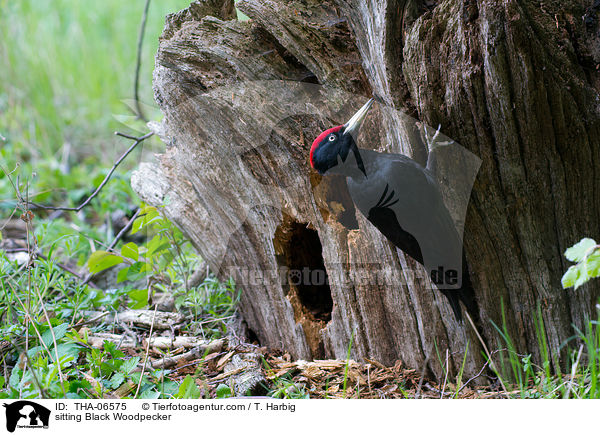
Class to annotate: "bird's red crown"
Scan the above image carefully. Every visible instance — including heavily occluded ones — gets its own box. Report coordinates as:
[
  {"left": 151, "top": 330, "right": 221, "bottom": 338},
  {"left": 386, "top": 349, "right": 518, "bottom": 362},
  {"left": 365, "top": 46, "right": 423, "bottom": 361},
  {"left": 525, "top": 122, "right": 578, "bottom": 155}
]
[{"left": 309, "top": 125, "right": 343, "bottom": 169}]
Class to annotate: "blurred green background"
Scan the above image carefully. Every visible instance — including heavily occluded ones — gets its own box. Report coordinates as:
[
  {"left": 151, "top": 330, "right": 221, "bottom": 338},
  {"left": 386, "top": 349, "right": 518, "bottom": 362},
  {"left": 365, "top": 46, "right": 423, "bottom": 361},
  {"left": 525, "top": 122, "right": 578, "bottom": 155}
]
[{"left": 0, "top": 0, "right": 192, "bottom": 207}]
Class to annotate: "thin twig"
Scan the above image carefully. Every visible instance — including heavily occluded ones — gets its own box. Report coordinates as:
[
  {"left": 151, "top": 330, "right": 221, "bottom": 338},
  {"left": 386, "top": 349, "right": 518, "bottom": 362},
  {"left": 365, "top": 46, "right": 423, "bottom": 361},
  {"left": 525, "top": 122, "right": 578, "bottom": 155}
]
[
  {"left": 457, "top": 348, "right": 509, "bottom": 394},
  {"left": 134, "top": 304, "right": 158, "bottom": 398},
  {"left": 72, "top": 311, "right": 110, "bottom": 327},
  {"left": 414, "top": 355, "right": 430, "bottom": 399},
  {"left": 33, "top": 281, "right": 68, "bottom": 391},
  {"left": 6, "top": 281, "right": 63, "bottom": 386},
  {"left": 465, "top": 311, "right": 509, "bottom": 396},
  {"left": 440, "top": 349, "right": 449, "bottom": 398},
  {"left": 21, "top": 178, "right": 68, "bottom": 396},
  {"left": 27, "top": 132, "right": 153, "bottom": 212},
  {"left": 8, "top": 341, "right": 47, "bottom": 399},
  {"left": 107, "top": 208, "right": 142, "bottom": 252},
  {"left": 134, "top": 0, "right": 151, "bottom": 121},
  {"left": 565, "top": 344, "right": 584, "bottom": 399}
]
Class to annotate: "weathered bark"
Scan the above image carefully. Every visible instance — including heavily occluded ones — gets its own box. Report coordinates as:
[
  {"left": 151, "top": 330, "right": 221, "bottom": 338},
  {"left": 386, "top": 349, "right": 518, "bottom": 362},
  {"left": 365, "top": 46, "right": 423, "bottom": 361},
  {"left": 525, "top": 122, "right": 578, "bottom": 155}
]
[{"left": 132, "top": 0, "right": 600, "bottom": 380}]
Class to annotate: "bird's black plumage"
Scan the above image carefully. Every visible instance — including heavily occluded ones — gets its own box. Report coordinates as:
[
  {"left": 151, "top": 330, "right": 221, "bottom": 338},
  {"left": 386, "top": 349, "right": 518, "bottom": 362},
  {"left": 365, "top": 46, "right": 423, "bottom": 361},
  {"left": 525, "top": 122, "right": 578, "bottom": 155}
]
[
  {"left": 310, "top": 100, "right": 478, "bottom": 322},
  {"left": 366, "top": 184, "right": 424, "bottom": 265}
]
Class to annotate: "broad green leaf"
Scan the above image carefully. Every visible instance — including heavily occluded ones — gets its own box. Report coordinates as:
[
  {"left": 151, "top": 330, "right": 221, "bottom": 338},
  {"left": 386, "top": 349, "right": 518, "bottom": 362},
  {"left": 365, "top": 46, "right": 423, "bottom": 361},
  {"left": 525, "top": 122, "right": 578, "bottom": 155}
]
[
  {"left": 146, "top": 235, "right": 170, "bottom": 257},
  {"left": 216, "top": 384, "right": 232, "bottom": 398},
  {"left": 561, "top": 265, "right": 580, "bottom": 289},
  {"left": 177, "top": 375, "right": 202, "bottom": 399},
  {"left": 103, "top": 341, "right": 125, "bottom": 358},
  {"left": 121, "top": 242, "right": 139, "bottom": 261},
  {"left": 52, "top": 323, "right": 69, "bottom": 342},
  {"left": 564, "top": 263, "right": 592, "bottom": 290},
  {"left": 139, "top": 389, "right": 161, "bottom": 400},
  {"left": 565, "top": 238, "right": 597, "bottom": 263},
  {"left": 88, "top": 250, "right": 123, "bottom": 274},
  {"left": 574, "top": 268, "right": 591, "bottom": 289},
  {"left": 109, "top": 372, "right": 125, "bottom": 389},
  {"left": 149, "top": 241, "right": 171, "bottom": 257},
  {"left": 117, "top": 266, "right": 130, "bottom": 283},
  {"left": 55, "top": 343, "right": 81, "bottom": 363},
  {"left": 131, "top": 215, "right": 144, "bottom": 234},
  {"left": 40, "top": 323, "right": 70, "bottom": 349},
  {"left": 160, "top": 380, "right": 180, "bottom": 397},
  {"left": 9, "top": 367, "right": 21, "bottom": 388},
  {"left": 132, "top": 206, "right": 161, "bottom": 234},
  {"left": 585, "top": 250, "right": 600, "bottom": 278},
  {"left": 125, "top": 262, "right": 152, "bottom": 281},
  {"left": 69, "top": 380, "right": 92, "bottom": 394},
  {"left": 0, "top": 375, "right": 4, "bottom": 389},
  {"left": 101, "top": 360, "right": 121, "bottom": 375},
  {"left": 120, "top": 357, "right": 140, "bottom": 375},
  {"left": 128, "top": 289, "right": 148, "bottom": 309}
]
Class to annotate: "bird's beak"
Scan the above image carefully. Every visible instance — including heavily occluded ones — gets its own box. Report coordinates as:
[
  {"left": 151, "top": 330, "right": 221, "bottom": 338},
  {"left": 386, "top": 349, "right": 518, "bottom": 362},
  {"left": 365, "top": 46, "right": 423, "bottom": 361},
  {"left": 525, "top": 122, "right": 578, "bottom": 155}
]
[{"left": 343, "top": 98, "right": 374, "bottom": 138}]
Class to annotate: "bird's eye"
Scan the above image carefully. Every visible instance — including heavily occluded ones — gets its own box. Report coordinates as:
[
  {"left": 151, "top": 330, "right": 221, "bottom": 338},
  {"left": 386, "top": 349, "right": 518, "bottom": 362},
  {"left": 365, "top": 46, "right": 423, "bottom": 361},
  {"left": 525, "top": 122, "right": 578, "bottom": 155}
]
[{"left": 328, "top": 135, "right": 336, "bottom": 141}]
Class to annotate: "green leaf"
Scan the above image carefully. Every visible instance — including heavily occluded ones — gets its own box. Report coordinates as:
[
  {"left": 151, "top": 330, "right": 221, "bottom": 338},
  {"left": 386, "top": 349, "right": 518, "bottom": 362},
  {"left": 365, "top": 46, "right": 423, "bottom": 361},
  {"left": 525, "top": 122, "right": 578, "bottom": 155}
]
[
  {"left": 216, "top": 384, "right": 232, "bottom": 399},
  {"left": 9, "top": 367, "right": 21, "bottom": 388},
  {"left": 69, "top": 379, "right": 92, "bottom": 394},
  {"left": 103, "top": 341, "right": 125, "bottom": 358},
  {"left": 132, "top": 206, "right": 160, "bottom": 234},
  {"left": 88, "top": 250, "right": 123, "bottom": 274},
  {"left": 109, "top": 372, "right": 125, "bottom": 389},
  {"left": 124, "top": 262, "right": 152, "bottom": 281},
  {"left": 0, "top": 375, "right": 4, "bottom": 389},
  {"left": 116, "top": 266, "right": 130, "bottom": 283},
  {"left": 120, "top": 357, "right": 140, "bottom": 375},
  {"left": 139, "top": 389, "right": 161, "bottom": 399},
  {"left": 585, "top": 250, "right": 600, "bottom": 278},
  {"left": 146, "top": 235, "right": 170, "bottom": 257},
  {"left": 55, "top": 343, "right": 81, "bottom": 363},
  {"left": 575, "top": 269, "right": 591, "bottom": 290},
  {"left": 159, "top": 379, "right": 180, "bottom": 397},
  {"left": 177, "top": 375, "right": 202, "bottom": 399},
  {"left": 128, "top": 289, "right": 148, "bottom": 309},
  {"left": 563, "top": 263, "right": 592, "bottom": 290},
  {"left": 51, "top": 323, "right": 69, "bottom": 342},
  {"left": 565, "top": 238, "right": 597, "bottom": 263},
  {"left": 121, "top": 242, "right": 139, "bottom": 261},
  {"left": 562, "top": 265, "right": 580, "bottom": 289}
]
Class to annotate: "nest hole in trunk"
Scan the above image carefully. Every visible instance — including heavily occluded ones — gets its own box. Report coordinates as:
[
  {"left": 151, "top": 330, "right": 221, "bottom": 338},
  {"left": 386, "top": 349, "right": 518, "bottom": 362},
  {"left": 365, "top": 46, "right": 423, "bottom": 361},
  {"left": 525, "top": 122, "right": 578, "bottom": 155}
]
[{"left": 273, "top": 215, "right": 333, "bottom": 358}]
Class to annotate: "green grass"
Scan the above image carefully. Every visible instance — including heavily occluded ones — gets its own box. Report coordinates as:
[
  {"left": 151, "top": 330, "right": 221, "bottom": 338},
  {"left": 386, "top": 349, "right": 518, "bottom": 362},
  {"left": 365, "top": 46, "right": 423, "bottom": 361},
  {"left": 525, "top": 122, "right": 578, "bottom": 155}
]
[
  {"left": 487, "top": 301, "right": 600, "bottom": 399},
  {"left": 0, "top": 0, "right": 191, "bottom": 156},
  {"left": 0, "top": 0, "right": 243, "bottom": 400},
  {"left": 0, "top": 0, "right": 191, "bottom": 209},
  {"left": 2, "top": 0, "right": 600, "bottom": 401},
  {"left": 0, "top": 215, "right": 239, "bottom": 398}
]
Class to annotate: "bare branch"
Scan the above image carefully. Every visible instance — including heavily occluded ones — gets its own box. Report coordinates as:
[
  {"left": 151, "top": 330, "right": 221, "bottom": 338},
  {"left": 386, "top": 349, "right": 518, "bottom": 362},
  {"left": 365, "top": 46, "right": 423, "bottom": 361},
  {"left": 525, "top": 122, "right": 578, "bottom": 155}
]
[
  {"left": 28, "top": 132, "right": 153, "bottom": 212},
  {"left": 134, "top": 0, "right": 151, "bottom": 121}
]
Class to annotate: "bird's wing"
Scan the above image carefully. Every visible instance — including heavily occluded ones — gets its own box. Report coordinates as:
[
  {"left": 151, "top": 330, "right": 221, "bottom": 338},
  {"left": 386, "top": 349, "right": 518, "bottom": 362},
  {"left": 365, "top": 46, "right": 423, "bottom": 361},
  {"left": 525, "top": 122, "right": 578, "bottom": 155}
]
[
  {"left": 351, "top": 153, "right": 464, "bottom": 278},
  {"left": 366, "top": 183, "right": 424, "bottom": 264}
]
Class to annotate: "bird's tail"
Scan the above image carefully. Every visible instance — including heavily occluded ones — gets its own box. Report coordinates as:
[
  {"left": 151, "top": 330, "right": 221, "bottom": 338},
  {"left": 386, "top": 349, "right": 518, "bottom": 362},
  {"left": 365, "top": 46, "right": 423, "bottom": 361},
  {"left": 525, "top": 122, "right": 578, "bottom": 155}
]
[
  {"left": 440, "top": 262, "right": 480, "bottom": 324},
  {"left": 440, "top": 288, "right": 464, "bottom": 322}
]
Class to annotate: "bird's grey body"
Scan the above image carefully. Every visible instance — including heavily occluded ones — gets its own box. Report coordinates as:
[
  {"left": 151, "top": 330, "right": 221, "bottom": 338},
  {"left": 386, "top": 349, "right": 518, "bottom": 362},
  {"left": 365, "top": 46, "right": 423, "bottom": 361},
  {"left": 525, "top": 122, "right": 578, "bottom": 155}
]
[
  {"left": 310, "top": 99, "right": 477, "bottom": 321},
  {"left": 344, "top": 148, "right": 464, "bottom": 291}
]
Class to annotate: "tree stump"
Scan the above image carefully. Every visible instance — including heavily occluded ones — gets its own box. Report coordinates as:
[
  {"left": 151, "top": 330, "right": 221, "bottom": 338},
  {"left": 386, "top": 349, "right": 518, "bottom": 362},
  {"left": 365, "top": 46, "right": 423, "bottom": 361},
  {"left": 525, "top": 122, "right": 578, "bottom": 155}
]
[{"left": 132, "top": 0, "right": 600, "bottom": 380}]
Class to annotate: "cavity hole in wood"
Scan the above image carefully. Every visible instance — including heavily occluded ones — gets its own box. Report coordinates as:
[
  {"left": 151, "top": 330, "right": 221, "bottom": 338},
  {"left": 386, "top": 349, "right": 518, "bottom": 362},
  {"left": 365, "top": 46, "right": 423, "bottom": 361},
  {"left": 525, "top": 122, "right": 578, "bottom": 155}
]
[{"left": 274, "top": 217, "right": 333, "bottom": 323}]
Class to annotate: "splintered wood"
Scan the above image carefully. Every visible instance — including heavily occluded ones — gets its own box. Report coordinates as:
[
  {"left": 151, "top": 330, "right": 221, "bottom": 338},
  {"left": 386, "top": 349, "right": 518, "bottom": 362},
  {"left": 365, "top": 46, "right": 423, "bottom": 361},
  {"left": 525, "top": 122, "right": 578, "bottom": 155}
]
[{"left": 264, "top": 356, "right": 415, "bottom": 399}]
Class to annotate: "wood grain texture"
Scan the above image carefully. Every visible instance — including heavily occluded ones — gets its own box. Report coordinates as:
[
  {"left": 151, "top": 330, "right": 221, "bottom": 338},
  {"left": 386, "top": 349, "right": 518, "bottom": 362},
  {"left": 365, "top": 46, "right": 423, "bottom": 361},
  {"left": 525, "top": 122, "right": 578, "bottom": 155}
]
[{"left": 132, "top": 0, "right": 600, "bottom": 380}]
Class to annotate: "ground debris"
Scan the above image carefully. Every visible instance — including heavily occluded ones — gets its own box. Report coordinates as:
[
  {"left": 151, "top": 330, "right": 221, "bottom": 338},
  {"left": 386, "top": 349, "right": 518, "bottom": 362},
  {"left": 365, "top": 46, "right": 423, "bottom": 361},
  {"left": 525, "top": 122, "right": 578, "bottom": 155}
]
[{"left": 76, "top": 313, "right": 498, "bottom": 399}]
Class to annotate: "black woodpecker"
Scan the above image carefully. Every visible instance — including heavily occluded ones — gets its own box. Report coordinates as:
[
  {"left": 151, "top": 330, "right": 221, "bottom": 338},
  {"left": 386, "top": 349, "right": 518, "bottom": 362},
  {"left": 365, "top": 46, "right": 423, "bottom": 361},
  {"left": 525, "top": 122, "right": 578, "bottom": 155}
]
[{"left": 310, "top": 99, "right": 477, "bottom": 322}]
